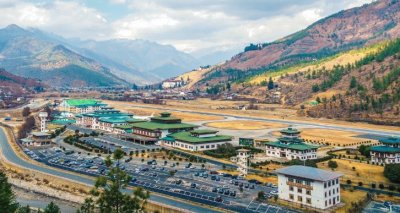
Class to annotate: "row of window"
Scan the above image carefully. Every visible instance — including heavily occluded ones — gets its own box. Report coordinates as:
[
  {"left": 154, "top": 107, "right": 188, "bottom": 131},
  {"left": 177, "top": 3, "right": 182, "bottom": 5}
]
[
  {"left": 324, "top": 179, "right": 339, "bottom": 188},
  {"left": 289, "top": 186, "right": 311, "bottom": 195},
  {"left": 289, "top": 194, "right": 312, "bottom": 204},
  {"left": 325, "top": 187, "right": 339, "bottom": 197},
  {"left": 288, "top": 178, "right": 312, "bottom": 186},
  {"left": 266, "top": 147, "right": 316, "bottom": 154},
  {"left": 325, "top": 196, "right": 340, "bottom": 207}
]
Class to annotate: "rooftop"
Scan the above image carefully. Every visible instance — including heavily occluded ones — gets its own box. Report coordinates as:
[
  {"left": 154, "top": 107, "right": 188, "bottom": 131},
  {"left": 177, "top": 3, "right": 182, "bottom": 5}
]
[
  {"left": 379, "top": 137, "right": 400, "bottom": 145},
  {"left": 32, "top": 132, "right": 51, "bottom": 137},
  {"left": 371, "top": 146, "right": 400, "bottom": 153},
  {"left": 275, "top": 165, "right": 342, "bottom": 181},
  {"left": 99, "top": 116, "right": 134, "bottom": 124},
  {"left": 65, "top": 99, "right": 104, "bottom": 107},
  {"left": 190, "top": 129, "right": 219, "bottom": 135},
  {"left": 280, "top": 127, "right": 301, "bottom": 135},
  {"left": 266, "top": 141, "right": 318, "bottom": 151},
  {"left": 170, "top": 131, "right": 232, "bottom": 144},
  {"left": 130, "top": 121, "right": 197, "bottom": 131}
]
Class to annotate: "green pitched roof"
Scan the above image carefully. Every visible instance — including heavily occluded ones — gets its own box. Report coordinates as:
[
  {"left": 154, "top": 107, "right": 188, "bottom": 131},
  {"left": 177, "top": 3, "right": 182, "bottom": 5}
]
[
  {"left": 161, "top": 136, "right": 175, "bottom": 142},
  {"left": 280, "top": 127, "right": 300, "bottom": 135},
  {"left": 51, "top": 119, "right": 76, "bottom": 125},
  {"left": 266, "top": 141, "right": 318, "bottom": 151},
  {"left": 130, "top": 121, "right": 197, "bottom": 131},
  {"left": 66, "top": 99, "right": 104, "bottom": 107},
  {"left": 379, "top": 137, "right": 400, "bottom": 145},
  {"left": 99, "top": 116, "right": 133, "bottom": 124},
  {"left": 371, "top": 146, "right": 400, "bottom": 153},
  {"left": 169, "top": 131, "right": 232, "bottom": 144},
  {"left": 190, "top": 129, "right": 218, "bottom": 134}
]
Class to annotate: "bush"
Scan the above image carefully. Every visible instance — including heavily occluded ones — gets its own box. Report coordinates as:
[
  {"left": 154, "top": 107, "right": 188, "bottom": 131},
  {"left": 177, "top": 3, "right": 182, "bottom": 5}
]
[
  {"left": 379, "top": 183, "right": 385, "bottom": 190},
  {"left": 328, "top": 160, "right": 338, "bottom": 170},
  {"left": 346, "top": 180, "right": 352, "bottom": 185},
  {"left": 358, "top": 182, "right": 363, "bottom": 187},
  {"left": 371, "top": 183, "right": 376, "bottom": 189},
  {"left": 384, "top": 164, "right": 400, "bottom": 183}
]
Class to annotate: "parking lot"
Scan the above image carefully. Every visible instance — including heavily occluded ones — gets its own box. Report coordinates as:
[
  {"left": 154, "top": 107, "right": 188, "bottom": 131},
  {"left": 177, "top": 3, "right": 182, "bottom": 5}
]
[{"left": 24, "top": 145, "right": 297, "bottom": 213}]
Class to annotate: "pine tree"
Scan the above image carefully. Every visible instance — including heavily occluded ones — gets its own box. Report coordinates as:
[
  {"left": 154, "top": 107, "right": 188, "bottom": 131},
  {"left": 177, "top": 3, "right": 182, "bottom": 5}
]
[
  {"left": 267, "top": 77, "right": 274, "bottom": 90},
  {"left": 0, "top": 171, "right": 19, "bottom": 213}
]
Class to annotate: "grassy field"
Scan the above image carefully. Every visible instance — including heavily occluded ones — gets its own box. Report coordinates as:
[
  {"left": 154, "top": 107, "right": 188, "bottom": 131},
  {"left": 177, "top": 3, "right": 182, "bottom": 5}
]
[
  {"left": 204, "top": 120, "right": 287, "bottom": 130},
  {"left": 317, "top": 159, "right": 393, "bottom": 186},
  {"left": 174, "top": 67, "right": 213, "bottom": 89}
]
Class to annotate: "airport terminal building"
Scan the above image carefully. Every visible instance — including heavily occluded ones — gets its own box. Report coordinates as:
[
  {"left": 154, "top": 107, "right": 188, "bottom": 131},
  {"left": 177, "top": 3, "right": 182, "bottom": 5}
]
[
  {"left": 371, "top": 137, "right": 400, "bottom": 164},
  {"left": 266, "top": 128, "right": 318, "bottom": 160},
  {"left": 160, "top": 129, "right": 233, "bottom": 151}
]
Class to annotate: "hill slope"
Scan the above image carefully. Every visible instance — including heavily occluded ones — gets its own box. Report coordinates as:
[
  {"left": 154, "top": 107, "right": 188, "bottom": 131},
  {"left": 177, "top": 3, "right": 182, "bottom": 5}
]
[
  {"left": 191, "top": 0, "right": 400, "bottom": 87},
  {"left": 0, "top": 25, "right": 128, "bottom": 87},
  {"left": 74, "top": 39, "right": 201, "bottom": 82},
  {"left": 0, "top": 68, "right": 43, "bottom": 96},
  {"left": 276, "top": 39, "right": 400, "bottom": 125}
]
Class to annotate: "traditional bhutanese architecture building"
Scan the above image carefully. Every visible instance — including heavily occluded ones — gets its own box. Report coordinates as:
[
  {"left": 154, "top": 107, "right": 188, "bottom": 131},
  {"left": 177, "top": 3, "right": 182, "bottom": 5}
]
[
  {"left": 76, "top": 108, "right": 135, "bottom": 132},
  {"left": 129, "top": 112, "right": 198, "bottom": 139},
  {"left": 159, "top": 129, "right": 233, "bottom": 151},
  {"left": 266, "top": 128, "right": 318, "bottom": 160},
  {"left": 370, "top": 137, "right": 400, "bottom": 164},
  {"left": 275, "top": 166, "right": 342, "bottom": 210},
  {"left": 20, "top": 132, "right": 52, "bottom": 147},
  {"left": 60, "top": 99, "right": 107, "bottom": 114}
]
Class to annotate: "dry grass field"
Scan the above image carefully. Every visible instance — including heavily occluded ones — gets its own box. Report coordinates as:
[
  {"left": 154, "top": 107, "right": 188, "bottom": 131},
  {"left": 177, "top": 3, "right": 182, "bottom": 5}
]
[
  {"left": 271, "top": 128, "right": 376, "bottom": 146},
  {"left": 317, "top": 159, "right": 393, "bottom": 186},
  {"left": 300, "top": 129, "right": 377, "bottom": 146},
  {"left": 337, "top": 189, "right": 368, "bottom": 213},
  {"left": 103, "top": 99, "right": 400, "bottom": 132},
  {"left": 204, "top": 120, "right": 287, "bottom": 130},
  {"left": 104, "top": 101, "right": 224, "bottom": 122}
]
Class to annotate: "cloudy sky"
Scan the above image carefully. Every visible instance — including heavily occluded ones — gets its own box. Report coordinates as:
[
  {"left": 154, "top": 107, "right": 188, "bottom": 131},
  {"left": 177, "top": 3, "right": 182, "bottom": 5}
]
[{"left": 0, "top": 0, "right": 374, "bottom": 53}]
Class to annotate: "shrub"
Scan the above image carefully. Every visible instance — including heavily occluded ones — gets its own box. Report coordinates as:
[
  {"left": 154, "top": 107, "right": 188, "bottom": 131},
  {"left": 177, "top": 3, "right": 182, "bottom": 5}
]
[{"left": 384, "top": 164, "right": 400, "bottom": 183}]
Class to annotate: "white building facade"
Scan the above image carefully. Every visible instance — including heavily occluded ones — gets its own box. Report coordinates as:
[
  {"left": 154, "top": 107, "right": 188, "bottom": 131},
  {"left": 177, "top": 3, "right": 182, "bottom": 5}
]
[
  {"left": 370, "top": 137, "right": 400, "bottom": 164},
  {"left": 276, "top": 166, "right": 342, "bottom": 210},
  {"left": 266, "top": 128, "right": 318, "bottom": 160}
]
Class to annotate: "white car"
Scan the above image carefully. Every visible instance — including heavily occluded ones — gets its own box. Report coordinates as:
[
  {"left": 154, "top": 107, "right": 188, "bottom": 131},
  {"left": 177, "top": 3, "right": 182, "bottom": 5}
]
[{"left": 270, "top": 190, "right": 278, "bottom": 195}]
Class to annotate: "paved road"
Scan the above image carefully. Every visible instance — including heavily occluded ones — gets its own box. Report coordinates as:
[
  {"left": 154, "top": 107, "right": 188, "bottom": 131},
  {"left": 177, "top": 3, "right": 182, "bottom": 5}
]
[
  {"left": 0, "top": 128, "right": 220, "bottom": 213},
  {"left": 128, "top": 105, "right": 400, "bottom": 137}
]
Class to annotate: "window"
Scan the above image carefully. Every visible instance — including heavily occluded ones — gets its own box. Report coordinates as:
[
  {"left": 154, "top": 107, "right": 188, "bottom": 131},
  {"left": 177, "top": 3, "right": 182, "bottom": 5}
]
[
  {"left": 289, "top": 186, "right": 294, "bottom": 191},
  {"left": 324, "top": 182, "right": 327, "bottom": 188},
  {"left": 325, "top": 192, "right": 327, "bottom": 198},
  {"left": 325, "top": 201, "right": 327, "bottom": 207},
  {"left": 306, "top": 198, "right": 311, "bottom": 204},
  {"left": 297, "top": 188, "right": 302, "bottom": 193},
  {"left": 296, "top": 179, "right": 302, "bottom": 184},
  {"left": 288, "top": 178, "right": 294, "bottom": 182},
  {"left": 305, "top": 180, "right": 311, "bottom": 186},
  {"left": 297, "top": 196, "right": 303, "bottom": 202},
  {"left": 289, "top": 194, "right": 294, "bottom": 200},
  {"left": 336, "top": 179, "right": 339, "bottom": 184},
  {"left": 328, "top": 181, "right": 331, "bottom": 187},
  {"left": 306, "top": 190, "right": 311, "bottom": 195},
  {"left": 337, "top": 196, "right": 340, "bottom": 202}
]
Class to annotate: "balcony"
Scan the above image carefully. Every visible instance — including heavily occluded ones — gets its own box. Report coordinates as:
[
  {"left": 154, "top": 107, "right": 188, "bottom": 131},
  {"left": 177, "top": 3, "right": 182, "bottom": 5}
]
[{"left": 287, "top": 181, "right": 313, "bottom": 190}]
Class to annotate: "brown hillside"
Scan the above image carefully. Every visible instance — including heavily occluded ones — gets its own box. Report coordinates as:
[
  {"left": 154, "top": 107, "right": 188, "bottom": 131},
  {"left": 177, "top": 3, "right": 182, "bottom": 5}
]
[{"left": 197, "top": 0, "right": 400, "bottom": 87}]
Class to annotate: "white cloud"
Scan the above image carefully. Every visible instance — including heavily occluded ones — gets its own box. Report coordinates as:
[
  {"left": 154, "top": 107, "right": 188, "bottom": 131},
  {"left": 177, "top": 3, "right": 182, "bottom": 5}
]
[{"left": 0, "top": 0, "right": 375, "bottom": 53}]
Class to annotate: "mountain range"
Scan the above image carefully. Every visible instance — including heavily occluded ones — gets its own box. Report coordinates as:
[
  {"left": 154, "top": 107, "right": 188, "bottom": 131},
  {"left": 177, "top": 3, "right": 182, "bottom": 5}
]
[{"left": 0, "top": 25, "right": 203, "bottom": 87}]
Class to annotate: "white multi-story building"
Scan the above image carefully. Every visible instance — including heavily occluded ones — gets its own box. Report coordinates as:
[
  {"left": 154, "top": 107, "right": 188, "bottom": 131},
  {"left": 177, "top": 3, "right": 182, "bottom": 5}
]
[
  {"left": 266, "top": 128, "right": 318, "bottom": 160},
  {"left": 275, "top": 166, "right": 342, "bottom": 210},
  {"left": 160, "top": 129, "right": 233, "bottom": 151},
  {"left": 371, "top": 137, "right": 400, "bottom": 164},
  {"left": 236, "top": 149, "right": 250, "bottom": 176}
]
